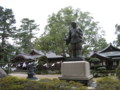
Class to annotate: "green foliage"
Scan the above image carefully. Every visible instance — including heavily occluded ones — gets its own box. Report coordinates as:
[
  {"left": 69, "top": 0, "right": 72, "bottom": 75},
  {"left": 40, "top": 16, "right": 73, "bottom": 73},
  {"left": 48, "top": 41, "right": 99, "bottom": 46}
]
[
  {"left": 36, "top": 56, "right": 48, "bottom": 74},
  {"left": 34, "top": 6, "right": 107, "bottom": 56},
  {"left": 96, "top": 77, "right": 120, "bottom": 90},
  {"left": 0, "top": 76, "right": 88, "bottom": 90},
  {"left": 113, "top": 24, "right": 120, "bottom": 46},
  {"left": 39, "top": 78, "right": 88, "bottom": 90},
  {"left": 96, "top": 70, "right": 115, "bottom": 73},
  {"left": 116, "top": 64, "right": 120, "bottom": 79},
  {"left": 0, "top": 44, "right": 16, "bottom": 66},
  {"left": 92, "top": 70, "right": 115, "bottom": 77},
  {"left": 0, "top": 6, "right": 16, "bottom": 47},
  {"left": 37, "top": 56, "right": 48, "bottom": 65},
  {"left": 15, "top": 18, "right": 39, "bottom": 53},
  {"left": 0, "top": 76, "right": 26, "bottom": 90},
  {"left": 0, "top": 6, "right": 16, "bottom": 65},
  {"left": 93, "top": 38, "right": 108, "bottom": 52},
  {"left": 86, "top": 57, "right": 100, "bottom": 66},
  {"left": 89, "top": 58, "right": 100, "bottom": 63}
]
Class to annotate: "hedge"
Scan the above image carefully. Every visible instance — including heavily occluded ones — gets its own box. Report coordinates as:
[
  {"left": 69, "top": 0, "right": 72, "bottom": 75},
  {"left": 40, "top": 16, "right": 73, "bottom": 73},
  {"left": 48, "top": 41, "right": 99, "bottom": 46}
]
[
  {"left": 96, "top": 77, "right": 120, "bottom": 90},
  {"left": 0, "top": 76, "right": 88, "bottom": 90}
]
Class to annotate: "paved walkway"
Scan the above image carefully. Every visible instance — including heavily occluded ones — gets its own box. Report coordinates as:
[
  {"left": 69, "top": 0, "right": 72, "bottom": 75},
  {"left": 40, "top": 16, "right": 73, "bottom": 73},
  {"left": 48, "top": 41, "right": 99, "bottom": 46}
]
[{"left": 9, "top": 72, "right": 62, "bottom": 79}]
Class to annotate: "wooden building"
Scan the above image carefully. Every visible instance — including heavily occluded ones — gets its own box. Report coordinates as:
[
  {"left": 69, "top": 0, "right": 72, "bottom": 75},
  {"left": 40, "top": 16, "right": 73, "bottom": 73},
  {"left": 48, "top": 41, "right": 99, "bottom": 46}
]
[
  {"left": 13, "top": 49, "right": 42, "bottom": 63},
  {"left": 13, "top": 49, "right": 66, "bottom": 70},
  {"left": 90, "top": 43, "right": 120, "bottom": 69},
  {"left": 13, "top": 49, "right": 65, "bottom": 63}
]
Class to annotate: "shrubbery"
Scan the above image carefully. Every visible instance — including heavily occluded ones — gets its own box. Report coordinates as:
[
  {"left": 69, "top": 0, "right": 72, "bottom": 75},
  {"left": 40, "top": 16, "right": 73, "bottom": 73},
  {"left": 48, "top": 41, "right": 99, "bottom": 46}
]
[
  {"left": 39, "top": 78, "right": 88, "bottom": 90},
  {"left": 116, "top": 64, "right": 120, "bottom": 80},
  {"left": 0, "top": 76, "right": 26, "bottom": 90},
  {"left": 92, "top": 70, "right": 116, "bottom": 77},
  {"left": 0, "top": 76, "right": 88, "bottom": 90},
  {"left": 96, "top": 77, "right": 120, "bottom": 90},
  {"left": 36, "top": 56, "right": 48, "bottom": 74}
]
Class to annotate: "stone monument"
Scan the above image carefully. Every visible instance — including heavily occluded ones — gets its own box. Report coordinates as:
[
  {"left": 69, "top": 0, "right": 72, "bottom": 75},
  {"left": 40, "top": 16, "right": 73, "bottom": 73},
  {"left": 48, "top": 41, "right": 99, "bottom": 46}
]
[
  {"left": 59, "top": 22, "right": 93, "bottom": 85},
  {"left": 27, "top": 62, "right": 38, "bottom": 80}
]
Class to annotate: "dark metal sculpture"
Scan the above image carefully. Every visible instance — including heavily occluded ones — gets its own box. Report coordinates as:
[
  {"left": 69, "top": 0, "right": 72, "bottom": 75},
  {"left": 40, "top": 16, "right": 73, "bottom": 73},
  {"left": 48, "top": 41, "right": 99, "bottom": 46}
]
[
  {"left": 66, "top": 22, "right": 83, "bottom": 60},
  {"left": 27, "top": 62, "right": 37, "bottom": 80}
]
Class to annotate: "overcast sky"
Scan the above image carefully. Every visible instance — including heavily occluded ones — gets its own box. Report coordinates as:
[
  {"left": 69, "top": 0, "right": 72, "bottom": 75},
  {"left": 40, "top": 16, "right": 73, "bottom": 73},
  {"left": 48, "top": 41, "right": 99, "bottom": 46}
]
[{"left": 1, "top": 0, "right": 120, "bottom": 43}]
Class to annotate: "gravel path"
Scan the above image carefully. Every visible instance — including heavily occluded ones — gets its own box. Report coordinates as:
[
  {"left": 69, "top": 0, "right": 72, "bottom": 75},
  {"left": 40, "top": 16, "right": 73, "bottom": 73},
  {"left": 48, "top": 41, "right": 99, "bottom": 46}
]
[{"left": 9, "top": 72, "right": 62, "bottom": 79}]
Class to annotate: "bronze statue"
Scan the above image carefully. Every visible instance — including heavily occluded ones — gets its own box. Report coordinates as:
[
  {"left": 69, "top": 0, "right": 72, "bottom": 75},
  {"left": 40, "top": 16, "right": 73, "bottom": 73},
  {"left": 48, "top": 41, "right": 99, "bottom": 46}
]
[
  {"left": 66, "top": 22, "right": 83, "bottom": 59},
  {"left": 27, "top": 62, "right": 37, "bottom": 80}
]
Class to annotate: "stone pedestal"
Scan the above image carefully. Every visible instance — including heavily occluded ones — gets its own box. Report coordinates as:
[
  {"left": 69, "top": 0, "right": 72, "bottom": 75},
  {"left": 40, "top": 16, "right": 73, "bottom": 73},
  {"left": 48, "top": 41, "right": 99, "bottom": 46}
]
[
  {"left": 27, "top": 73, "right": 38, "bottom": 80},
  {"left": 59, "top": 61, "right": 93, "bottom": 85}
]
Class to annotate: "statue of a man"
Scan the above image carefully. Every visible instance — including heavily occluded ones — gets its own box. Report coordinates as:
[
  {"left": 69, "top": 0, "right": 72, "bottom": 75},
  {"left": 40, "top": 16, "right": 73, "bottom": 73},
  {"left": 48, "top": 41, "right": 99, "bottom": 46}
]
[{"left": 66, "top": 22, "right": 83, "bottom": 58}]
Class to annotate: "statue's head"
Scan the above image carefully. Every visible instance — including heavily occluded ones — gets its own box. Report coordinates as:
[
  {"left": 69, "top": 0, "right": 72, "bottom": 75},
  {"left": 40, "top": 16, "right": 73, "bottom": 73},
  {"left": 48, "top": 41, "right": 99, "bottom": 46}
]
[{"left": 71, "top": 21, "right": 77, "bottom": 28}]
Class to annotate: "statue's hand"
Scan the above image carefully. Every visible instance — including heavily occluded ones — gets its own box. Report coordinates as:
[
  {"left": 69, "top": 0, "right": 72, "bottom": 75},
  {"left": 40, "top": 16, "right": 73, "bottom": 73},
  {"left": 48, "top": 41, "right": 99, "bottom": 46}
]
[
  {"left": 66, "top": 38, "right": 71, "bottom": 45},
  {"left": 63, "top": 34, "right": 70, "bottom": 45},
  {"left": 63, "top": 37, "right": 67, "bottom": 41}
]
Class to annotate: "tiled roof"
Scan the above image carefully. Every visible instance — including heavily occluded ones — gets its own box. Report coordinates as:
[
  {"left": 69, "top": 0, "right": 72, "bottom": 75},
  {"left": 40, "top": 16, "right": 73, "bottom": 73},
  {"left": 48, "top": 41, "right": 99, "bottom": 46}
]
[
  {"left": 98, "top": 43, "right": 120, "bottom": 53},
  {"left": 44, "top": 51, "right": 63, "bottom": 58},
  {"left": 13, "top": 49, "right": 65, "bottom": 62},
  {"left": 91, "top": 44, "right": 120, "bottom": 60}
]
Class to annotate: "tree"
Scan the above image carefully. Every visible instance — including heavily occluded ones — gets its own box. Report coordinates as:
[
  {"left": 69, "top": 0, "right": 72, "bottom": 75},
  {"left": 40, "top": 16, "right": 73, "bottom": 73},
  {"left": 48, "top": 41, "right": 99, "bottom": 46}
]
[
  {"left": 15, "top": 18, "right": 39, "bottom": 53},
  {"left": 92, "top": 38, "right": 108, "bottom": 52},
  {"left": 34, "top": 6, "right": 107, "bottom": 56},
  {"left": 113, "top": 24, "right": 120, "bottom": 46},
  {"left": 36, "top": 56, "right": 48, "bottom": 74},
  {"left": 116, "top": 64, "right": 120, "bottom": 80},
  {"left": 0, "top": 6, "right": 16, "bottom": 64}
]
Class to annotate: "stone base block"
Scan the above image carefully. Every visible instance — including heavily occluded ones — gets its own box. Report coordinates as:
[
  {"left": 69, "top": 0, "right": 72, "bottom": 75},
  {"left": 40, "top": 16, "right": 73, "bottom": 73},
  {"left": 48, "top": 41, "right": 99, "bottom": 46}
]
[
  {"left": 27, "top": 74, "right": 38, "bottom": 80},
  {"left": 59, "top": 76, "right": 93, "bottom": 86},
  {"left": 59, "top": 61, "right": 93, "bottom": 85}
]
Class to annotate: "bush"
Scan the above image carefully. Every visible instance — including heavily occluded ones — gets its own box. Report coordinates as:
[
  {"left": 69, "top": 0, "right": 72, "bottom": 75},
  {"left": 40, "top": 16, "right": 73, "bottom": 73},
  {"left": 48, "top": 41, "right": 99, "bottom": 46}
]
[
  {"left": 92, "top": 70, "right": 116, "bottom": 77},
  {"left": 98, "top": 70, "right": 115, "bottom": 73},
  {"left": 116, "top": 65, "right": 120, "bottom": 80},
  {"left": 0, "top": 76, "right": 26, "bottom": 90},
  {"left": 0, "top": 76, "right": 88, "bottom": 90},
  {"left": 96, "top": 77, "right": 120, "bottom": 90},
  {"left": 39, "top": 78, "right": 88, "bottom": 90},
  {"left": 36, "top": 56, "right": 48, "bottom": 74}
]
